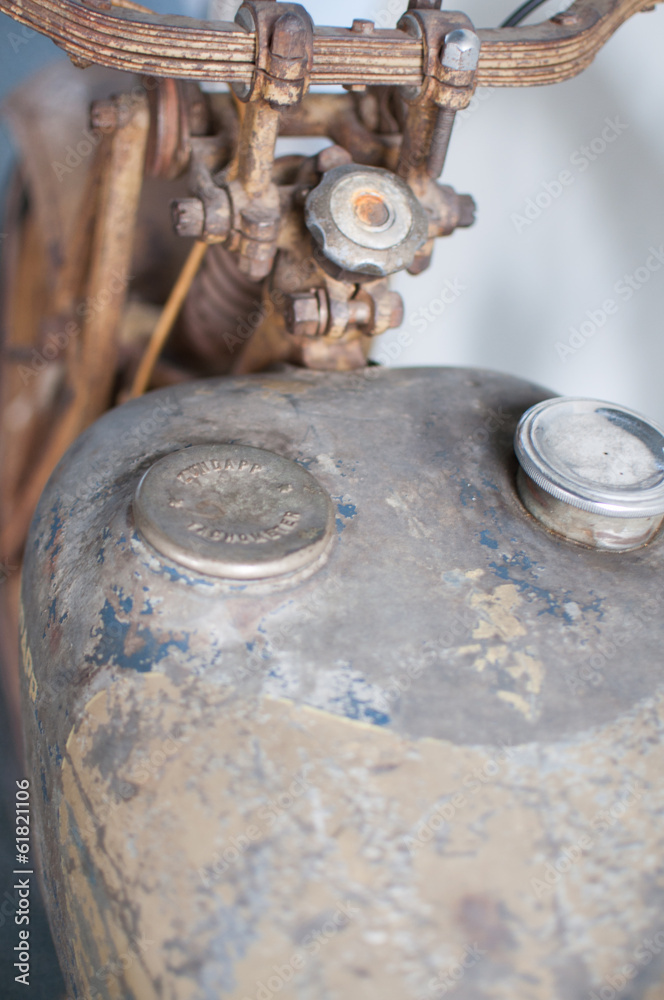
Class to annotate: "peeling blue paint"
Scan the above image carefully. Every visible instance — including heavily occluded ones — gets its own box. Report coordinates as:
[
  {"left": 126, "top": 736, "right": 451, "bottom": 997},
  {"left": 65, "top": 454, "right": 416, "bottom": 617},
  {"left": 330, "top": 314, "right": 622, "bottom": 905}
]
[
  {"left": 336, "top": 501, "right": 357, "bottom": 520},
  {"left": 142, "top": 558, "right": 214, "bottom": 589},
  {"left": 43, "top": 597, "right": 60, "bottom": 639},
  {"left": 66, "top": 803, "right": 96, "bottom": 887},
  {"left": 87, "top": 598, "right": 190, "bottom": 673},
  {"left": 112, "top": 587, "right": 133, "bottom": 614},
  {"left": 480, "top": 530, "right": 499, "bottom": 549},
  {"left": 332, "top": 685, "right": 390, "bottom": 727},
  {"left": 333, "top": 496, "right": 357, "bottom": 535},
  {"left": 97, "top": 526, "right": 112, "bottom": 565},
  {"left": 45, "top": 503, "right": 64, "bottom": 552},
  {"left": 489, "top": 556, "right": 605, "bottom": 623}
]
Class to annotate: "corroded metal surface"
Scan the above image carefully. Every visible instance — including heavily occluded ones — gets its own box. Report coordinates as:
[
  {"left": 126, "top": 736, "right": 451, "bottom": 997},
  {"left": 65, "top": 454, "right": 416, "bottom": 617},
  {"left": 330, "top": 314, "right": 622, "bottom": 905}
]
[
  {"left": 0, "top": 0, "right": 659, "bottom": 88},
  {"left": 134, "top": 443, "right": 335, "bottom": 578},
  {"left": 20, "top": 367, "right": 664, "bottom": 999}
]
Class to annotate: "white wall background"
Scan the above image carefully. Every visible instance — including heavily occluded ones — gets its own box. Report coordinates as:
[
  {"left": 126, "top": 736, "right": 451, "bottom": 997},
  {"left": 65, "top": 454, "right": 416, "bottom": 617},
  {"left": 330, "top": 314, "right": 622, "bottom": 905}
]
[{"left": 1, "top": 0, "right": 663, "bottom": 422}]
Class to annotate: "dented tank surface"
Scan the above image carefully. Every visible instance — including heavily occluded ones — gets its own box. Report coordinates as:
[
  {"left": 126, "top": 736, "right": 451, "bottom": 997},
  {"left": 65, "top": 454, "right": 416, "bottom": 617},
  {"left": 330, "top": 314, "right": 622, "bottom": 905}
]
[{"left": 19, "top": 366, "right": 664, "bottom": 1000}]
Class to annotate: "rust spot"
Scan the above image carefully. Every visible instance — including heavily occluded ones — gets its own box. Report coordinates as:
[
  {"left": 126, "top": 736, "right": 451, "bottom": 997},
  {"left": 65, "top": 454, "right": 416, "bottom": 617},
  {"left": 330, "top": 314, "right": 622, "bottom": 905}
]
[{"left": 353, "top": 191, "right": 390, "bottom": 228}]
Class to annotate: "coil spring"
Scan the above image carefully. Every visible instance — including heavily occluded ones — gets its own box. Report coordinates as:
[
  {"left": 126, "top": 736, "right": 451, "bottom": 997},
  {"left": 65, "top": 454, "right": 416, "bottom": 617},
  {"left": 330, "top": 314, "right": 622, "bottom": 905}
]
[{"left": 179, "top": 244, "right": 264, "bottom": 374}]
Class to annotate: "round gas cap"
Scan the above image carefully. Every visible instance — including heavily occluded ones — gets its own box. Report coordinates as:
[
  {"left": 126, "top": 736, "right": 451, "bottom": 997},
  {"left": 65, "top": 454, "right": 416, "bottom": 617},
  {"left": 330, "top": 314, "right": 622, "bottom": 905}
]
[
  {"left": 514, "top": 398, "right": 664, "bottom": 550},
  {"left": 134, "top": 445, "right": 335, "bottom": 579}
]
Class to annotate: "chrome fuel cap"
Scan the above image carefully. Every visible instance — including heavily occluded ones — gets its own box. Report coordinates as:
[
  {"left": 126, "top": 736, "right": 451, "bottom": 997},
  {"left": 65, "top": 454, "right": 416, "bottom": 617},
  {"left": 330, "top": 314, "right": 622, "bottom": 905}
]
[
  {"left": 134, "top": 444, "right": 335, "bottom": 579},
  {"left": 514, "top": 398, "right": 664, "bottom": 551}
]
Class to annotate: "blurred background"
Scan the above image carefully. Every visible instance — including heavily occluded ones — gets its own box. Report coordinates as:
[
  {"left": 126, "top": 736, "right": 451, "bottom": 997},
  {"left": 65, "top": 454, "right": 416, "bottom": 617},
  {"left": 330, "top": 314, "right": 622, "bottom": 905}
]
[
  {"left": 2, "top": 0, "right": 663, "bottom": 419},
  {"left": 0, "top": 0, "right": 662, "bottom": 994}
]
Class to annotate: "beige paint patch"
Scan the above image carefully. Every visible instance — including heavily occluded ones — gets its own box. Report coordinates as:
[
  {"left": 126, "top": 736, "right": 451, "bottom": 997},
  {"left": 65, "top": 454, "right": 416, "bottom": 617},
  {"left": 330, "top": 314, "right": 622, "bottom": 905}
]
[
  {"left": 471, "top": 584, "right": 527, "bottom": 642},
  {"left": 496, "top": 690, "right": 534, "bottom": 718},
  {"left": 18, "top": 601, "right": 37, "bottom": 702},
  {"left": 47, "top": 670, "right": 664, "bottom": 1000},
  {"left": 465, "top": 568, "right": 484, "bottom": 580},
  {"left": 315, "top": 454, "right": 340, "bottom": 475},
  {"left": 507, "top": 650, "right": 544, "bottom": 695}
]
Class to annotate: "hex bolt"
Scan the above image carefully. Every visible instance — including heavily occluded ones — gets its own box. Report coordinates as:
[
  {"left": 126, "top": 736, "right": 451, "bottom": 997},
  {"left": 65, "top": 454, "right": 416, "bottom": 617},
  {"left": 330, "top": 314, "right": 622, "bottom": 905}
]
[
  {"left": 456, "top": 194, "right": 476, "bottom": 227},
  {"left": 271, "top": 11, "right": 308, "bottom": 59},
  {"left": 387, "top": 291, "right": 404, "bottom": 328},
  {"left": 427, "top": 28, "right": 480, "bottom": 180},
  {"left": 352, "top": 19, "right": 374, "bottom": 33},
  {"left": 284, "top": 291, "right": 328, "bottom": 338},
  {"left": 427, "top": 107, "right": 456, "bottom": 180},
  {"left": 440, "top": 27, "right": 481, "bottom": 73},
  {"left": 347, "top": 299, "right": 372, "bottom": 327},
  {"left": 171, "top": 198, "right": 205, "bottom": 239}
]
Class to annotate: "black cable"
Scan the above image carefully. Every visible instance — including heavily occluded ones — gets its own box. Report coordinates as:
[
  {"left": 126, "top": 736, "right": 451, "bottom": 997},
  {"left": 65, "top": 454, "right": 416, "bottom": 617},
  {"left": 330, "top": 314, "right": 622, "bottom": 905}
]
[{"left": 500, "top": 0, "right": 552, "bottom": 28}]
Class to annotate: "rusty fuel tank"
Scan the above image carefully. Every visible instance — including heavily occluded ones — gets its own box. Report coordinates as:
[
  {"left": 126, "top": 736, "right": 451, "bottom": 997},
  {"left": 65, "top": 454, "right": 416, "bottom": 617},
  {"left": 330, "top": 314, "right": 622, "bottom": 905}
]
[{"left": 19, "top": 366, "right": 664, "bottom": 1000}]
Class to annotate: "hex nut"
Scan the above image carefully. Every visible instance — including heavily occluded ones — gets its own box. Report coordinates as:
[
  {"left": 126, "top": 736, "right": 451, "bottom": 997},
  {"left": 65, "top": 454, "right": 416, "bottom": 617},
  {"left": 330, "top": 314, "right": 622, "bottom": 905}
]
[
  {"left": 440, "top": 28, "right": 481, "bottom": 72},
  {"left": 171, "top": 198, "right": 205, "bottom": 239},
  {"left": 285, "top": 292, "right": 326, "bottom": 338}
]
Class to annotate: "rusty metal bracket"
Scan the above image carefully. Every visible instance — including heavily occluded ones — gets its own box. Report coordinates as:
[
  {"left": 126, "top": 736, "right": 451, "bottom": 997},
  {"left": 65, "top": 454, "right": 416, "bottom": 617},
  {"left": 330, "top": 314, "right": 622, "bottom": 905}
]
[
  {"left": 233, "top": 0, "right": 314, "bottom": 107},
  {"left": 397, "top": 9, "right": 481, "bottom": 186},
  {"left": 208, "top": 2, "right": 316, "bottom": 277},
  {"left": 399, "top": 8, "right": 479, "bottom": 109},
  {"left": 172, "top": 3, "right": 315, "bottom": 277}
]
